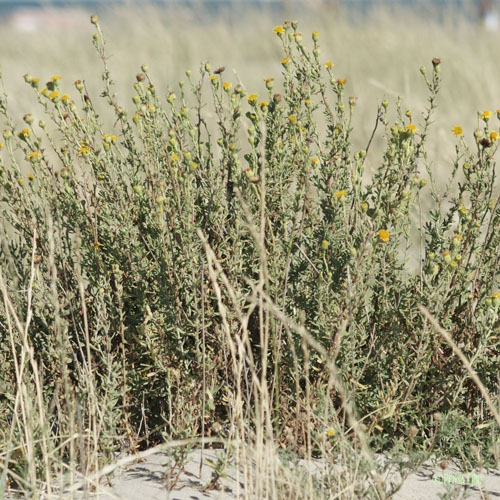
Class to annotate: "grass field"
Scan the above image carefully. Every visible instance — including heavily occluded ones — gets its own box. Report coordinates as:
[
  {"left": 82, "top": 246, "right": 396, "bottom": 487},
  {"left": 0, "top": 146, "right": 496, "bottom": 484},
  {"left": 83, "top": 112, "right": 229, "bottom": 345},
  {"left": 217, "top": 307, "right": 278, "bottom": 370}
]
[{"left": 0, "top": 4, "right": 499, "bottom": 499}]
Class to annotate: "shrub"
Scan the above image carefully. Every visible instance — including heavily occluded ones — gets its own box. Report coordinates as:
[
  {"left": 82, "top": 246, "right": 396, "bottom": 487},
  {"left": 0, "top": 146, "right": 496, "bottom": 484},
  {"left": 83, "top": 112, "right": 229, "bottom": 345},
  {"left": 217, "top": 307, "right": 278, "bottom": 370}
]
[{"left": 0, "top": 15, "right": 498, "bottom": 498}]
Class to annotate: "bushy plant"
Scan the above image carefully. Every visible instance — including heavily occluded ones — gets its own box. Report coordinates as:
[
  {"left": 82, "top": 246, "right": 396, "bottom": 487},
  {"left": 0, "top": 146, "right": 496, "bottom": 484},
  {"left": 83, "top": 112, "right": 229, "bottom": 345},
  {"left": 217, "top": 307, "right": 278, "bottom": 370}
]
[{"left": 0, "top": 15, "right": 498, "bottom": 499}]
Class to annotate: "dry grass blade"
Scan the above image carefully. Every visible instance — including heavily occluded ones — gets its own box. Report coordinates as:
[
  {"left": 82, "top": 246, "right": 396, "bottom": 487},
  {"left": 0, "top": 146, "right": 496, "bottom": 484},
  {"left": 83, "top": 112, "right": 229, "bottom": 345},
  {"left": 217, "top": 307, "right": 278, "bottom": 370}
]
[{"left": 419, "top": 305, "right": 500, "bottom": 429}]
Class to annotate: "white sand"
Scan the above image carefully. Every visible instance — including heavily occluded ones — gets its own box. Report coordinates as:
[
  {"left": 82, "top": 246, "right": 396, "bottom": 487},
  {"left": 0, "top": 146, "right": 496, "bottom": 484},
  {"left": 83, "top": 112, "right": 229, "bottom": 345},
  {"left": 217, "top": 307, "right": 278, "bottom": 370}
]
[
  {"left": 58, "top": 449, "right": 500, "bottom": 500},
  {"left": 5, "top": 448, "right": 500, "bottom": 499}
]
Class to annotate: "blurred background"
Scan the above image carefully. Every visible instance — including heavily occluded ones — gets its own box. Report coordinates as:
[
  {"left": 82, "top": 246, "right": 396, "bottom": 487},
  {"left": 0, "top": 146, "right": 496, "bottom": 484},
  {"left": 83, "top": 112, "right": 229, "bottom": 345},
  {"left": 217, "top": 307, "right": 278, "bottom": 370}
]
[{"left": 1, "top": 0, "right": 500, "bottom": 183}]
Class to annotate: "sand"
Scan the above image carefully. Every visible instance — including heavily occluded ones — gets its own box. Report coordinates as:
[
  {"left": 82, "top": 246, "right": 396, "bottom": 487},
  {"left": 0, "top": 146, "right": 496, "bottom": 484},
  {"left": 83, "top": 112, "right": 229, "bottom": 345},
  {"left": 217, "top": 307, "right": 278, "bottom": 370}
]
[
  {"left": 30, "top": 448, "right": 498, "bottom": 500},
  {"left": 5, "top": 446, "right": 500, "bottom": 499}
]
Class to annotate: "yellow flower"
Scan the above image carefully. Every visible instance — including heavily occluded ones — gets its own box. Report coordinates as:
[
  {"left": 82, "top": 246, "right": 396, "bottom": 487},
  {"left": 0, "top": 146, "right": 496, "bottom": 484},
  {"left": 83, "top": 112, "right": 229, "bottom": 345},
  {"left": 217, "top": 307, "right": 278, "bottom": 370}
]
[
  {"left": 31, "top": 77, "right": 40, "bottom": 88},
  {"left": 452, "top": 126, "right": 463, "bottom": 136},
  {"left": 378, "top": 229, "right": 390, "bottom": 242},
  {"left": 334, "top": 189, "right": 347, "bottom": 201},
  {"left": 288, "top": 115, "right": 297, "bottom": 124},
  {"left": 26, "top": 151, "right": 41, "bottom": 160},
  {"left": 41, "top": 87, "right": 49, "bottom": 97},
  {"left": 405, "top": 124, "right": 418, "bottom": 134},
  {"left": 49, "top": 91, "right": 60, "bottom": 101},
  {"left": 17, "top": 177, "right": 24, "bottom": 185},
  {"left": 264, "top": 77, "right": 274, "bottom": 90},
  {"left": 102, "top": 133, "right": 118, "bottom": 144},
  {"left": 489, "top": 130, "right": 499, "bottom": 142},
  {"left": 324, "top": 61, "right": 334, "bottom": 69},
  {"left": 321, "top": 240, "right": 329, "bottom": 250},
  {"left": 312, "top": 31, "right": 319, "bottom": 42},
  {"left": 482, "top": 110, "right": 492, "bottom": 121},
  {"left": 79, "top": 146, "right": 91, "bottom": 155},
  {"left": 222, "top": 81, "right": 232, "bottom": 91},
  {"left": 0, "top": 141, "right": 2, "bottom": 149},
  {"left": 247, "top": 93, "right": 258, "bottom": 103},
  {"left": 337, "top": 78, "right": 346, "bottom": 86},
  {"left": 171, "top": 153, "right": 179, "bottom": 162},
  {"left": 209, "top": 75, "right": 218, "bottom": 84},
  {"left": 491, "top": 292, "right": 500, "bottom": 305},
  {"left": 311, "top": 157, "right": 319, "bottom": 165},
  {"left": 273, "top": 25, "right": 284, "bottom": 35},
  {"left": 61, "top": 94, "right": 70, "bottom": 103},
  {"left": 50, "top": 75, "right": 61, "bottom": 82},
  {"left": 18, "top": 128, "right": 30, "bottom": 140},
  {"left": 281, "top": 57, "right": 291, "bottom": 68},
  {"left": 327, "top": 428, "right": 335, "bottom": 437},
  {"left": 458, "top": 205, "right": 468, "bottom": 215},
  {"left": 258, "top": 101, "right": 269, "bottom": 108}
]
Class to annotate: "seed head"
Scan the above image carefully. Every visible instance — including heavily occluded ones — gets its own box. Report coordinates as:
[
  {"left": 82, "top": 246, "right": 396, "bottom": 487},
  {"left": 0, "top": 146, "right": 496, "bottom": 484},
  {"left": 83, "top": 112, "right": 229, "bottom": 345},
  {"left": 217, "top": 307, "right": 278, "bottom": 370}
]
[{"left": 408, "top": 425, "right": 418, "bottom": 438}]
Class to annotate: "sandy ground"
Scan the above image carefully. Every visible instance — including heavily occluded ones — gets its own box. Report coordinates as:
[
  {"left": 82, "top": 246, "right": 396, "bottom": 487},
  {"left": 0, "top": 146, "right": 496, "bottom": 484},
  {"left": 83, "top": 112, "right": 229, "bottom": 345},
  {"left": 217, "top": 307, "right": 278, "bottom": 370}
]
[
  {"left": 6, "top": 448, "right": 500, "bottom": 499},
  {"left": 48, "top": 448, "right": 500, "bottom": 500}
]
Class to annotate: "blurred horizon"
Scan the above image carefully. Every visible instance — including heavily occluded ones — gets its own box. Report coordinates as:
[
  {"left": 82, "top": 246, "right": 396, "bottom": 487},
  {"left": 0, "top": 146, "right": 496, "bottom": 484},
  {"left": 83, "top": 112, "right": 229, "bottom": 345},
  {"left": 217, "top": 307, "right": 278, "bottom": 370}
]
[{"left": 0, "top": 0, "right": 496, "bottom": 34}]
